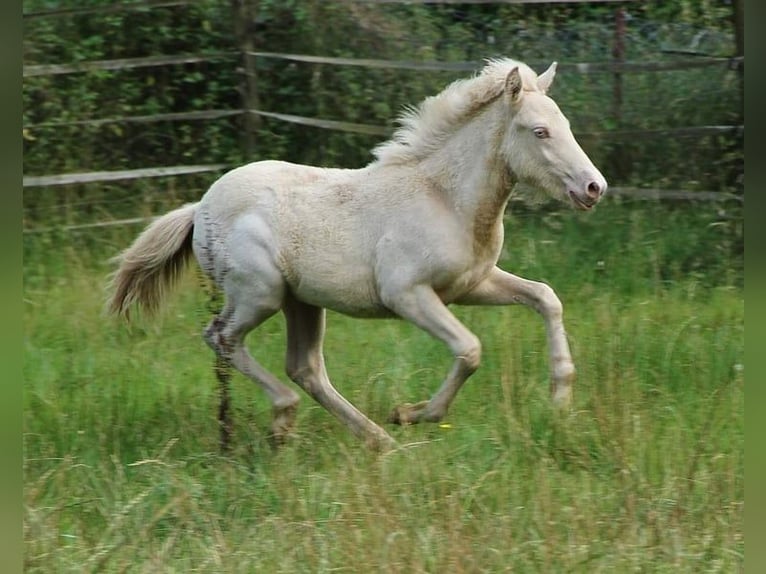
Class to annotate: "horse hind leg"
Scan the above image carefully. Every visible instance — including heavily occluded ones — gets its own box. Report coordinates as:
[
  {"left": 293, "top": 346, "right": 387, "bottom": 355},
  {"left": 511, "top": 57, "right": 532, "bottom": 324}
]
[
  {"left": 204, "top": 290, "right": 301, "bottom": 447},
  {"left": 283, "top": 294, "right": 397, "bottom": 452}
]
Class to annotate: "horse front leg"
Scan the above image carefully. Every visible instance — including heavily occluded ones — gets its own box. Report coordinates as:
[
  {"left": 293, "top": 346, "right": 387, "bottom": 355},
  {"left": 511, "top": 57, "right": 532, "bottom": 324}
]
[
  {"left": 456, "top": 266, "right": 576, "bottom": 408},
  {"left": 382, "top": 284, "right": 482, "bottom": 425}
]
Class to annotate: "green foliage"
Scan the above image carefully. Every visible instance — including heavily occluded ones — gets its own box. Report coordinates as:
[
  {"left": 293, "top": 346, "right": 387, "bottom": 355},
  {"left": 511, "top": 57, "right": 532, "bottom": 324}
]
[
  {"left": 23, "top": 1, "right": 742, "bottom": 188},
  {"left": 24, "top": 7, "right": 241, "bottom": 174}
]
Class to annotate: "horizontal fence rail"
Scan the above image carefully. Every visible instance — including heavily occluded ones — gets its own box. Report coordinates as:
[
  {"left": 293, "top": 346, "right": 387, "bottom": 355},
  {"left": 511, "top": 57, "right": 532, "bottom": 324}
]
[
  {"left": 21, "top": 186, "right": 742, "bottom": 235},
  {"left": 23, "top": 52, "right": 237, "bottom": 77},
  {"left": 22, "top": 120, "right": 743, "bottom": 185},
  {"left": 23, "top": 113, "right": 742, "bottom": 139},
  {"left": 22, "top": 0, "right": 636, "bottom": 18},
  {"left": 249, "top": 51, "right": 742, "bottom": 75},
  {"left": 22, "top": 0, "right": 191, "bottom": 19},
  {"left": 23, "top": 110, "right": 242, "bottom": 130},
  {"left": 248, "top": 110, "right": 743, "bottom": 140},
  {"left": 22, "top": 165, "right": 228, "bottom": 188},
  {"left": 23, "top": 217, "right": 160, "bottom": 234},
  {"left": 23, "top": 52, "right": 743, "bottom": 79},
  {"left": 247, "top": 109, "right": 391, "bottom": 137}
]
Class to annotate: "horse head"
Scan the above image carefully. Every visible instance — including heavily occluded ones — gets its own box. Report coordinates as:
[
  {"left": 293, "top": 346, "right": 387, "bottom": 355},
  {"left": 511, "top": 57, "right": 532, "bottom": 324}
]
[{"left": 500, "top": 62, "right": 607, "bottom": 210}]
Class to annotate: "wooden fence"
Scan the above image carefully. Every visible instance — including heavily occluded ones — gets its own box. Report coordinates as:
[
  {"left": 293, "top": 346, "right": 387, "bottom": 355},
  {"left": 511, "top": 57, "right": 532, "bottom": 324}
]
[{"left": 22, "top": 0, "right": 744, "bottom": 233}]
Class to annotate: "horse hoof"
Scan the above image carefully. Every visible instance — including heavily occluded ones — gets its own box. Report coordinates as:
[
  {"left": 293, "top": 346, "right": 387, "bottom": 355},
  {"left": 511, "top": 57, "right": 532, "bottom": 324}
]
[
  {"left": 551, "top": 384, "right": 573, "bottom": 410},
  {"left": 366, "top": 433, "right": 399, "bottom": 453},
  {"left": 387, "top": 400, "right": 430, "bottom": 425},
  {"left": 268, "top": 403, "right": 298, "bottom": 448}
]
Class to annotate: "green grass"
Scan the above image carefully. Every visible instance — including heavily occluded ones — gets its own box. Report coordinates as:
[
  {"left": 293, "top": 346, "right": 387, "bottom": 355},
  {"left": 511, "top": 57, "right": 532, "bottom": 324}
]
[{"left": 23, "top": 202, "right": 743, "bottom": 572}]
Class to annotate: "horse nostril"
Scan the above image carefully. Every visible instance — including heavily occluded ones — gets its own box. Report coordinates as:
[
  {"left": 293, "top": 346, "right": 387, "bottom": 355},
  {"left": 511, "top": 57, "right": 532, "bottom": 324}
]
[{"left": 587, "top": 181, "right": 601, "bottom": 198}]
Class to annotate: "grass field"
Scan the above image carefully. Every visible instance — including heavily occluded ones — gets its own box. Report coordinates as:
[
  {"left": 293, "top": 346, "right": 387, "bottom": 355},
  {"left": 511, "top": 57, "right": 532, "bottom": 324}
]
[{"left": 23, "top": 201, "right": 743, "bottom": 572}]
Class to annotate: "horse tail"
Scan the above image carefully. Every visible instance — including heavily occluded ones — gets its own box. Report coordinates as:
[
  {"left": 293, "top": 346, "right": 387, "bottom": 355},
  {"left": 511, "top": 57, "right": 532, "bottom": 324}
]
[{"left": 107, "top": 202, "right": 198, "bottom": 319}]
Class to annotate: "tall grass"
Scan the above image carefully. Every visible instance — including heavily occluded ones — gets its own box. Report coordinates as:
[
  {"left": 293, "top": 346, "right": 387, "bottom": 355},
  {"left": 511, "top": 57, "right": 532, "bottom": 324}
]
[{"left": 24, "top": 202, "right": 743, "bottom": 572}]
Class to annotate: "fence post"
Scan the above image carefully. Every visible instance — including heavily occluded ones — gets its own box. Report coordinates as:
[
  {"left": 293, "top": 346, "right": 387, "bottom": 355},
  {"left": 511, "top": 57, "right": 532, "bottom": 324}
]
[
  {"left": 609, "top": 3, "right": 629, "bottom": 181},
  {"left": 731, "top": 0, "right": 744, "bottom": 194},
  {"left": 232, "top": 0, "right": 261, "bottom": 159},
  {"left": 733, "top": 0, "right": 743, "bottom": 120}
]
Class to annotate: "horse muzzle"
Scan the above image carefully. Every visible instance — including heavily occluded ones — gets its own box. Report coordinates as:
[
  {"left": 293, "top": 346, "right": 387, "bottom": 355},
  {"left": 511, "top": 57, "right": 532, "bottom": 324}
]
[{"left": 569, "top": 178, "right": 607, "bottom": 211}]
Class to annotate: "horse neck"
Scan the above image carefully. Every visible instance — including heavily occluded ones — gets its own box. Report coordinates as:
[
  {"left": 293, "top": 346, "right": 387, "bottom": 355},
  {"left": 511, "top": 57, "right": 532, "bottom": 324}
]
[{"left": 419, "top": 105, "right": 514, "bottom": 221}]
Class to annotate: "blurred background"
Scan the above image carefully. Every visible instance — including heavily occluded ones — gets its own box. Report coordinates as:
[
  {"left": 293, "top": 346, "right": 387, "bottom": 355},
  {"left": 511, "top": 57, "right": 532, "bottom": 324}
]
[{"left": 23, "top": 1, "right": 743, "bottom": 256}]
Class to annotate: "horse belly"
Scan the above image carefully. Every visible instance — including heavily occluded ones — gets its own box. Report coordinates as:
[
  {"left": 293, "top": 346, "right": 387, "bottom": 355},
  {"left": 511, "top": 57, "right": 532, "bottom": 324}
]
[
  {"left": 288, "top": 263, "right": 390, "bottom": 318},
  {"left": 278, "top": 228, "right": 389, "bottom": 317}
]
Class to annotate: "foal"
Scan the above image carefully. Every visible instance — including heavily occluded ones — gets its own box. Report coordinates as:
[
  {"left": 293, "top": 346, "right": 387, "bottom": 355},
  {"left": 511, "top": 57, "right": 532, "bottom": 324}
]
[{"left": 108, "top": 59, "right": 607, "bottom": 450}]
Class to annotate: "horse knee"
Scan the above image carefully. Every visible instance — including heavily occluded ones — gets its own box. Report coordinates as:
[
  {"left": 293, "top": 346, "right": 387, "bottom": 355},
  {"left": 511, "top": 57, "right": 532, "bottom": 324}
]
[
  {"left": 285, "top": 361, "right": 303, "bottom": 385},
  {"left": 459, "top": 335, "right": 482, "bottom": 373},
  {"left": 285, "top": 363, "right": 317, "bottom": 394},
  {"left": 203, "top": 317, "right": 233, "bottom": 356},
  {"left": 537, "top": 283, "right": 563, "bottom": 319}
]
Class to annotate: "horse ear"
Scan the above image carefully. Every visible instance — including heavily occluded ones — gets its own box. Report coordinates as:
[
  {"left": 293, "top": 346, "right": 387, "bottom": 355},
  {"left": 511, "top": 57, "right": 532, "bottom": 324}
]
[
  {"left": 537, "top": 61, "right": 558, "bottom": 93},
  {"left": 504, "top": 67, "right": 523, "bottom": 102}
]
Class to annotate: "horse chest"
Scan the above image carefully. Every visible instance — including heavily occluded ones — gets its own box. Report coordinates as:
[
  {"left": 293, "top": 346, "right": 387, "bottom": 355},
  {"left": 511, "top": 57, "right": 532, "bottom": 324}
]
[
  {"left": 434, "top": 260, "right": 497, "bottom": 304},
  {"left": 473, "top": 220, "right": 504, "bottom": 264},
  {"left": 471, "top": 193, "right": 508, "bottom": 261}
]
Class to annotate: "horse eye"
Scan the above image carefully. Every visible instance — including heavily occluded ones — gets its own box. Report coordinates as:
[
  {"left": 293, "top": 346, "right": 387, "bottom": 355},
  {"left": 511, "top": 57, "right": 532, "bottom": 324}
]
[{"left": 533, "top": 127, "right": 549, "bottom": 139}]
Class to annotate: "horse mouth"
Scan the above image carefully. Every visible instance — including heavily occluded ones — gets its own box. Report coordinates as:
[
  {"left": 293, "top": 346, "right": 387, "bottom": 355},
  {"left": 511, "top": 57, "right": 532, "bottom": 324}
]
[{"left": 569, "top": 191, "right": 594, "bottom": 211}]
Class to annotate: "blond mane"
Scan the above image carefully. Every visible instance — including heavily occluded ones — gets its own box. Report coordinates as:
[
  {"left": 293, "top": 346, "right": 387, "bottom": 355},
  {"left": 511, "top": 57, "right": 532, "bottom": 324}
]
[{"left": 372, "top": 58, "right": 544, "bottom": 166}]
